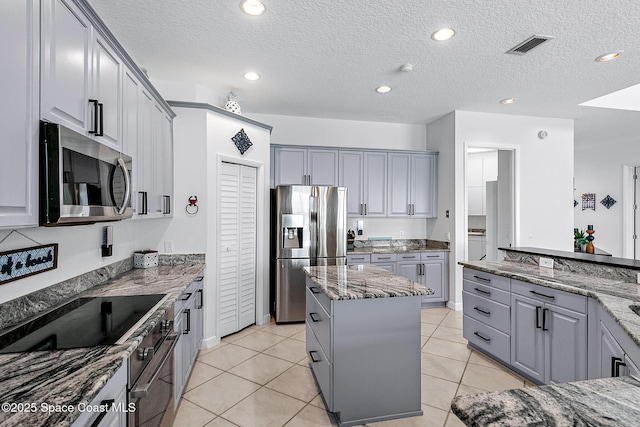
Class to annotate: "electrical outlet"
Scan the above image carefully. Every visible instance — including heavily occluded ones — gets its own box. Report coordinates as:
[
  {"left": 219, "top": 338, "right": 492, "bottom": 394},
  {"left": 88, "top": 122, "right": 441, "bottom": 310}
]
[
  {"left": 539, "top": 257, "right": 554, "bottom": 269},
  {"left": 400, "top": 231, "right": 404, "bottom": 237},
  {"left": 637, "top": 273, "right": 640, "bottom": 284},
  {"left": 164, "top": 241, "right": 173, "bottom": 253}
]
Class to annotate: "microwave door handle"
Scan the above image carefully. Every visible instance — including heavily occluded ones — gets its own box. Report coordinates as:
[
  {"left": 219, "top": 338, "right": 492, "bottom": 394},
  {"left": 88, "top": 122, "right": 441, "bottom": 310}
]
[{"left": 116, "top": 157, "right": 131, "bottom": 215}]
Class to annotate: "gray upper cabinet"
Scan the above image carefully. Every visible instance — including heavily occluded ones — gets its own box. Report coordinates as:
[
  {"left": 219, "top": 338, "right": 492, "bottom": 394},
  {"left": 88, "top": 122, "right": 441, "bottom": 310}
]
[
  {"left": 510, "top": 280, "right": 587, "bottom": 385},
  {"left": 273, "top": 147, "right": 338, "bottom": 186},
  {"left": 0, "top": 0, "right": 39, "bottom": 228},
  {"left": 41, "top": 0, "right": 92, "bottom": 135},
  {"left": 388, "top": 153, "right": 438, "bottom": 218},
  {"left": 339, "top": 150, "right": 386, "bottom": 217},
  {"left": 41, "top": 0, "right": 123, "bottom": 150}
]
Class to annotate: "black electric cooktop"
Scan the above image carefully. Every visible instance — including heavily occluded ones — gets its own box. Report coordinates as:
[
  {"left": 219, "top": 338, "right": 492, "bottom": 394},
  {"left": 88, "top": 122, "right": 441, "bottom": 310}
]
[{"left": 0, "top": 294, "right": 165, "bottom": 353}]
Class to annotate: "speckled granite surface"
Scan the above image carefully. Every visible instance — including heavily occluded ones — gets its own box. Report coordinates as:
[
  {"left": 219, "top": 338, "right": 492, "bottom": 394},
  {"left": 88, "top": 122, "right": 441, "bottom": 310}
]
[
  {"left": 0, "top": 260, "right": 205, "bottom": 427},
  {"left": 349, "top": 239, "right": 449, "bottom": 254},
  {"left": 451, "top": 375, "right": 640, "bottom": 427},
  {"left": 460, "top": 260, "right": 640, "bottom": 348},
  {"left": 304, "top": 264, "right": 432, "bottom": 300}
]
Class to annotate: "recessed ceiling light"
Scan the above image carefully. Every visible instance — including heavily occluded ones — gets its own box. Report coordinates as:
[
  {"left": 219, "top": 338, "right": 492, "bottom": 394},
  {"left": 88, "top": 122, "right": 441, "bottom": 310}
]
[
  {"left": 500, "top": 98, "right": 517, "bottom": 104},
  {"left": 595, "top": 51, "right": 623, "bottom": 62},
  {"left": 431, "top": 28, "right": 455, "bottom": 41},
  {"left": 243, "top": 72, "right": 260, "bottom": 81},
  {"left": 376, "top": 86, "right": 392, "bottom": 93},
  {"left": 240, "top": 0, "right": 266, "bottom": 16}
]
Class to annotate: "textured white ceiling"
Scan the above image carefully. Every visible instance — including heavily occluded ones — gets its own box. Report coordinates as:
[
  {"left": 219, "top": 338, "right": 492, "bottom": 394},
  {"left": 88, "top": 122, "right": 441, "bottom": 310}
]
[{"left": 88, "top": 0, "right": 640, "bottom": 148}]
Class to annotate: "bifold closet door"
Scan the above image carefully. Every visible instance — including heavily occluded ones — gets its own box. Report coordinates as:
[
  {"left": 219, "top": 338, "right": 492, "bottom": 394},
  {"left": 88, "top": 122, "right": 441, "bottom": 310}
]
[{"left": 219, "top": 162, "right": 257, "bottom": 337}]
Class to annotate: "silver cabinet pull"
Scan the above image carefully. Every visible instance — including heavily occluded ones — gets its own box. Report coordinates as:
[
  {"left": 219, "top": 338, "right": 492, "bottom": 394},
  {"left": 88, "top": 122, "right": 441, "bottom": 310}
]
[{"left": 473, "top": 332, "right": 491, "bottom": 342}]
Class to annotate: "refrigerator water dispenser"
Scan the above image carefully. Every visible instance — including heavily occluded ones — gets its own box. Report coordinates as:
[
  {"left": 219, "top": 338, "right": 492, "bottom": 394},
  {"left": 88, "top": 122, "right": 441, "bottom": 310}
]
[{"left": 281, "top": 214, "right": 303, "bottom": 249}]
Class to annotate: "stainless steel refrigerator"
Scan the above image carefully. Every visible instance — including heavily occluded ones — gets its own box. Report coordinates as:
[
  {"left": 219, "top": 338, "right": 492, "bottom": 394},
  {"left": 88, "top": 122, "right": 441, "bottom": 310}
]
[{"left": 272, "top": 185, "right": 347, "bottom": 322}]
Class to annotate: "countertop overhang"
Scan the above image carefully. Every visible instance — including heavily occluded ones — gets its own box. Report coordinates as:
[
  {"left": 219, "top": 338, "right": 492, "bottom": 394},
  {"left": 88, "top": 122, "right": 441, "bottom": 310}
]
[{"left": 304, "top": 264, "right": 433, "bottom": 300}]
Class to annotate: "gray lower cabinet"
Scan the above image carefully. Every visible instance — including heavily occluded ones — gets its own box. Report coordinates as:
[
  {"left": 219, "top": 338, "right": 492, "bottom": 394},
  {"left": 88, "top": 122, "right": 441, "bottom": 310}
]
[
  {"left": 71, "top": 362, "right": 127, "bottom": 427},
  {"left": 462, "top": 269, "right": 511, "bottom": 365},
  {"left": 510, "top": 280, "right": 587, "bottom": 384},
  {"left": 306, "top": 280, "right": 422, "bottom": 426},
  {"left": 173, "top": 275, "right": 205, "bottom": 409},
  {"left": 587, "top": 298, "right": 640, "bottom": 379},
  {"left": 348, "top": 251, "right": 449, "bottom": 307}
]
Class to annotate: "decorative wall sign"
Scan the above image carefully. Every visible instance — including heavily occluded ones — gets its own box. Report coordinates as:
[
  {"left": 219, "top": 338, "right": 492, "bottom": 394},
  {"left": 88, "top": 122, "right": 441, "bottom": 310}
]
[
  {"left": 232, "top": 128, "right": 253, "bottom": 155},
  {"left": 0, "top": 244, "right": 58, "bottom": 285},
  {"left": 581, "top": 193, "right": 596, "bottom": 211},
  {"left": 600, "top": 195, "right": 617, "bottom": 209}
]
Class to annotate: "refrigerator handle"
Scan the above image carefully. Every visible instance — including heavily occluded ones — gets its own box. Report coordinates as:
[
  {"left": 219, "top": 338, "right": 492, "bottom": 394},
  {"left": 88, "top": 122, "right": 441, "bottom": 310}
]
[{"left": 309, "top": 191, "right": 318, "bottom": 261}]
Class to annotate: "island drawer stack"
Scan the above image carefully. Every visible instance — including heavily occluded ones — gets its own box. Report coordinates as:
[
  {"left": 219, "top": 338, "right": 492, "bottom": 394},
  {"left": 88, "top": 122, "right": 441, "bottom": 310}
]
[
  {"left": 305, "top": 285, "right": 334, "bottom": 409},
  {"left": 462, "top": 268, "right": 511, "bottom": 365}
]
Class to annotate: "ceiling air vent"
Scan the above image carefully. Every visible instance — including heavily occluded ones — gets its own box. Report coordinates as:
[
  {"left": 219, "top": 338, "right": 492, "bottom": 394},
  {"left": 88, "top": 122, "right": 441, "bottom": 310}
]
[{"left": 506, "top": 34, "right": 554, "bottom": 55}]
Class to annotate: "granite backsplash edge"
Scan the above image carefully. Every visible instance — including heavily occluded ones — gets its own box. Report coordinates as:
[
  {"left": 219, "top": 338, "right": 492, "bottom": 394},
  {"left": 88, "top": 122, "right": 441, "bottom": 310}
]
[{"left": 0, "top": 253, "right": 205, "bottom": 331}]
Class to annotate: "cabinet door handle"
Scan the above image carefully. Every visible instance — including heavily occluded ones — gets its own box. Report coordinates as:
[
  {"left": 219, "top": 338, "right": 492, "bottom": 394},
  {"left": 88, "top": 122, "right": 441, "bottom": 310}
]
[
  {"left": 530, "top": 290, "right": 555, "bottom": 300},
  {"left": 364, "top": 203, "right": 367, "bottom": 215},
  {"left": 535, "top": 306, "right": 542, "bottom": 329},
  {"left": 97, "top": 102, "right": 104, "bottom": 136},
  {"left": 89, "top": 399, "right": 114, "bottom": 427},
  {"left": 473, "top": 332, "right": 491, "bottom": 342},
  {"left": 309, "top": 287, "right": 321, "bottom": 294},
  {"left": 309, "top": 350, "right": 321, "bottom": 363},
  {"left": 359, "top": 204, "right": 363, "bottom": 215},
  {"left": 612, "top": 357, "right": 626, "bottom": 377},
  {"left": 163, "top": 195, "right": 171, "bottom": 214},
  {"left": 89, "top": 99, "right": 99, "bottom": 134},
  {"left": 473, "top": 307, "right": 491, "bottom": 316},
  {"left": 309, "top": 312, "right": 320, "bottom": 322},
  {"left": 473, "top": 275, "right": 491, "bottom": 283},
  {"left": 184, "top": 308, "right": 191, "bottom": 334},
  {"left": 542, "top": 308, "right": 549, "bottom": 331},
  {"left": 411, "top": 204, "right": 415, "bottom": 215},
  {"left": 181, "top": 292, "right": 193, "bottom": 301},
  {"left": 196, "top": 289, "right": 203, "bottom": 309},
  {"left": 473, "top": 287, "right": 491, "bottom": 296}
]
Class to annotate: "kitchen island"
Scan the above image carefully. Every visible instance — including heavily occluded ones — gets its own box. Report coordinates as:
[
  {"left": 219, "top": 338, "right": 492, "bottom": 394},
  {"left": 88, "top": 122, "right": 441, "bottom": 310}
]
[{"left": 304, "top": 264, "right": 432, "bottom": 426}]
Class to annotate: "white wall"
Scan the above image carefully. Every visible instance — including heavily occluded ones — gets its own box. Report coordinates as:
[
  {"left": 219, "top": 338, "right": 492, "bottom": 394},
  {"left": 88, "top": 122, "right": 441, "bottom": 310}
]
[
  {"left": 248, "top": 113, "right": 427, "bottom": 151},
  {"left": 427, "top": 111, "right": 574, "bottom": 310},
  {"left": 574, "top": 139, "right": 640, "bottom": 257},
  {"left": 0, "top": 218, "right": 170, "bottom": 304}
]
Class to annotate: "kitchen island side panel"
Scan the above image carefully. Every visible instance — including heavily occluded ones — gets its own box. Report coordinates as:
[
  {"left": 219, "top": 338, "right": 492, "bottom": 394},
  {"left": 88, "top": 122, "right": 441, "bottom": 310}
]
[{"left": 332, "top": 295, "right": 422, "bottom": 425}]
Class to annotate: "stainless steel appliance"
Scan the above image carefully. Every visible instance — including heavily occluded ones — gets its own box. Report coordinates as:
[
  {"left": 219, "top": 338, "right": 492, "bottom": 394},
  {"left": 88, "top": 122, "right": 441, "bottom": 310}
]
[
  {"left": 39, "top": 120, "right": 133, "bottom": 226},
  {"left": 272, "top": 186, "right": 347, "bottom": 322}
]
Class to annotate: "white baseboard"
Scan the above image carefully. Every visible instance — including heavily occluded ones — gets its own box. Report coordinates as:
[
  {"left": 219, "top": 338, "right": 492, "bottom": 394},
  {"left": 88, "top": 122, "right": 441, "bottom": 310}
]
[
  {"left": 447, "top": 301, "right": 463, "bottom": 311},
  {"left": 259, "top": 313, "right": 271, "bottom": 325},
  {"left": 201, "top": 335, "right": 221, "bottom": 349}
]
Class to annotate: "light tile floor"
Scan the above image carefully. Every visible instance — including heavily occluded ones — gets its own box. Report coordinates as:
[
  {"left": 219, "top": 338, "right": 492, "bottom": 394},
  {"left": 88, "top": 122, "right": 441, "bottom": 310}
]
[{"left": 173, "top": 307, "right": 531, "bottom": 427}]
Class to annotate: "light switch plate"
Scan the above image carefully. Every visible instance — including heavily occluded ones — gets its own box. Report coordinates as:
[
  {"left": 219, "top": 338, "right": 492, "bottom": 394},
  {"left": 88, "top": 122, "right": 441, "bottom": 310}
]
[{"left": 539, "top": 257, "right": 554, "bottom": 269}]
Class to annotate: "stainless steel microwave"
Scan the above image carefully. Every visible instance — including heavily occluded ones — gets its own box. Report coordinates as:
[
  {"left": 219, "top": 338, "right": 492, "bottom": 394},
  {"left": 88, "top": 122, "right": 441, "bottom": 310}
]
[{"left": 39, "top": 121, "right": 133, "bottom": 226}]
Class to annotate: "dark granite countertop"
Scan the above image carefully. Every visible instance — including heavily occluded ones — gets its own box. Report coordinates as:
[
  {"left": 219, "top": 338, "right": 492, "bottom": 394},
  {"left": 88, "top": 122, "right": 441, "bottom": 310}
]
[
  {"left": 0, "top": 262, "right": 206, "bottom": 427},
  {"left": 451, "top": 375, "right": 640, "bottom": 426},
  {"left": 460, "top": 260, "right": 640, "bottom": 348},
  {"left": 304, "top": 264, "right": 432, "bottom": 300}
]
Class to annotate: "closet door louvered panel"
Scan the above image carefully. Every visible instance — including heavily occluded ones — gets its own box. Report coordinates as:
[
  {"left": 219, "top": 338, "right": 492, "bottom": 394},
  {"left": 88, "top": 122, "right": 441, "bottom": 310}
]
[
  {"left": 218, "top": 162, "right": 257, "bottom": 337},
  {"left": 218, "top": 163, "right": 240, "bottom": 337},
  {"left": 238, "top": 166, "right": 257, "bottom": 330}
]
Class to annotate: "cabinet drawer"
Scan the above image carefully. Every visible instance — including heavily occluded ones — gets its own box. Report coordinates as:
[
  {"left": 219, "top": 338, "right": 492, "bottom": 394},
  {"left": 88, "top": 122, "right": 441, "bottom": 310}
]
[
  {"left": 347, "top": 254, "right": 371, "bottom": 264},
  {"left": 463, "top": 279, "right": 510, "bottom": 305},
  {"left": 398, "top": 253, "right": 421, "bottom": 261},
  {"left": 512, "top": 280, "right": 586, "bottom": 314},
  {"left": 421, "top": 252, "right": 445, "bottom": 261},
  {"left": 306, "top": 287, "right": 331, "bottom": 356},
  {"left": 371, "top": 253, "right": 397, "bottom": 262},
  {"left": 306, "top": 280, "right": 332, "bottom": 315},
  {"left": 463, "top": 268, "right": 510, "bottom": 292},
  {"left": 306, "top": 323, "right": 333, "bottom": 410},
  {"left": 463, "top": 291, "right": 510, "bottom": 334},
  {"left": 464, "top": 314, "right": 510, "bottom": 365}
]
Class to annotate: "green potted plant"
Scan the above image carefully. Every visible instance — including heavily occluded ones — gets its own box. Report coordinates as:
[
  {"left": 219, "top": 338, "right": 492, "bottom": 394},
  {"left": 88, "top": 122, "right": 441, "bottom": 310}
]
[{"left": 574, "top": 228, "right": 587, "bottom": 251}]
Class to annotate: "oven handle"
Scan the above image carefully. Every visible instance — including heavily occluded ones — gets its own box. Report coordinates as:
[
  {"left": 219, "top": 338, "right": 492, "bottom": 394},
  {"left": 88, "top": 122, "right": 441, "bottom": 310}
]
[{"left": 130, "top": 334, "right": 178, "bottom": 399}]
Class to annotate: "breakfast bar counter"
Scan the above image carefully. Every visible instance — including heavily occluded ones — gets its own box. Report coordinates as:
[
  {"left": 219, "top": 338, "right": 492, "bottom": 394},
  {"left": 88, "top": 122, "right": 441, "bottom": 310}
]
[{"left": 304, "top": 265, "right": 431, "bottom": 426}]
